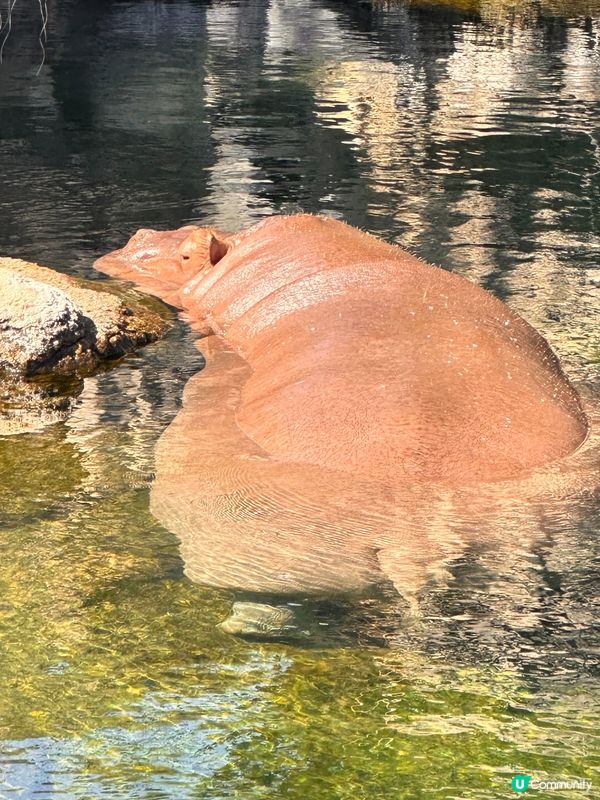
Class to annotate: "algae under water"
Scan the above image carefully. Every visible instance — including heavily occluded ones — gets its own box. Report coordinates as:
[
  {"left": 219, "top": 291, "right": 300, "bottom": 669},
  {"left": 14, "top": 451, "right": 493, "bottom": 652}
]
[{"left": 0, "top": 0, "right": 599, "bottom": 797}]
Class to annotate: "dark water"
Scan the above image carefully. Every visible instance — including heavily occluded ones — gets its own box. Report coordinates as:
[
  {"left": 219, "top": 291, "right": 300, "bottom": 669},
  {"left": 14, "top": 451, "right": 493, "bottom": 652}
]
[{"left": 1, "top": 1, "right": 600, "bottom": 797}]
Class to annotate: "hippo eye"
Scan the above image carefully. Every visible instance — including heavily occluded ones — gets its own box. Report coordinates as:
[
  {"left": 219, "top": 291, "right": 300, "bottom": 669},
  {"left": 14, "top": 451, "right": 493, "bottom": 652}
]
[{"left": 181, "top": 254, "right": 190, "bottom": 261}]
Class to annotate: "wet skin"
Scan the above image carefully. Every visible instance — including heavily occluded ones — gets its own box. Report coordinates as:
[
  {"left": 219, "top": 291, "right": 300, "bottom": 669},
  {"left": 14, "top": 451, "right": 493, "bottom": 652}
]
[
  {"left": 95, "top": 215, "right": 598, "bottom": 601},
  {"left": 96, "top": 214, "right": 588, "bottom": 485}
]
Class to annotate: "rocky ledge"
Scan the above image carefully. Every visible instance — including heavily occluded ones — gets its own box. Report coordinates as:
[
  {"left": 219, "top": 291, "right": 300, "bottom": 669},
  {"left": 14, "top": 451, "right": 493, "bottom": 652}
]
[
  {"left": 0, "top": 257, "right": 168, "bottom": 379},
  {"left": 0, "top": 257, "right": 169, "bottom": 435}
]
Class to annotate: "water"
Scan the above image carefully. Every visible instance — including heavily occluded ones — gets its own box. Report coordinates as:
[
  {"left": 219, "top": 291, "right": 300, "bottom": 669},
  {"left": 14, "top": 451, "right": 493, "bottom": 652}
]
[{"left": 1, "top": 0, "right": 600, "bottom": 797}]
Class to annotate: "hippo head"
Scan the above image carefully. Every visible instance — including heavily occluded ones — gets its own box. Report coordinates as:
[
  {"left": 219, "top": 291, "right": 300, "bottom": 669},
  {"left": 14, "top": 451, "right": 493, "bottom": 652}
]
[{"left": 94, "top": 224, "right": 231, "bottom": 305}]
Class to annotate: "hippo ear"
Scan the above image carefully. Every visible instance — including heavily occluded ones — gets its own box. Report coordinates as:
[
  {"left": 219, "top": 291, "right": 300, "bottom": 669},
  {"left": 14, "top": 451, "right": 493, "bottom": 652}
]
[{"left": 209, "top": 233, "right": 229, "bottom": 266}]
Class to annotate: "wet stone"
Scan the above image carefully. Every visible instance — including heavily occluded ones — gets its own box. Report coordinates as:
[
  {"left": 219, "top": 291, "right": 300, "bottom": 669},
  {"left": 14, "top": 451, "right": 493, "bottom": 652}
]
[{"left": 0, "top": 257, "right": 169, "bottom": 435}]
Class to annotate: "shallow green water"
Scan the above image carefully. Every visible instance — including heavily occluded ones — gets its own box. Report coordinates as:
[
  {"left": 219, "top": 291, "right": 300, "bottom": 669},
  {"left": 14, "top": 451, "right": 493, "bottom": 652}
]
[{"left": 1, "top": 0, "right": 600, "bottom": 797}]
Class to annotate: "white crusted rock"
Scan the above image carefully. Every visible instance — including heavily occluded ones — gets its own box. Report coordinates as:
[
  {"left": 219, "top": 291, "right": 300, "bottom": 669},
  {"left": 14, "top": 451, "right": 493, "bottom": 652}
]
[{"left": 0, "top": 258, "right": 168, "bottom": 378}]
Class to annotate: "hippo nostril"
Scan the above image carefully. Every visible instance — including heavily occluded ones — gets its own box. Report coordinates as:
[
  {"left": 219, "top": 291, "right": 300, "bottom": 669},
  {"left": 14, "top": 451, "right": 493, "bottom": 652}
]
[{"left": 181, "top": 255, "right": 190, "bottom": 261}]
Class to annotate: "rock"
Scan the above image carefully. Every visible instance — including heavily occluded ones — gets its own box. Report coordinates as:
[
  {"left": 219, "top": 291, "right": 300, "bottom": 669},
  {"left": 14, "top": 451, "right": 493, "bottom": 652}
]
[
  {"left": 0, "top": 379, "right": 77, "bottom": 436},
  {"left": 0, "top": 257, "right": 168, "bottom": 378},
  {"left": 0, "top": 257, "right": 169, "bottom": 436},
  {"left": 0, "top": 268, "right": 91, "bottom": 377},
  {"left": 218, "top": 602, "right": 309, "bottom": 640}
]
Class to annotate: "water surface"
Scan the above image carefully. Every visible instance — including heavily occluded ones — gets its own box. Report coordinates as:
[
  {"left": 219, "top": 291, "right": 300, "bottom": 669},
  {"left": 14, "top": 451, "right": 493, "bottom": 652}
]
[{"left": 0, "top": 0, "right": 599, "bottom": 797}]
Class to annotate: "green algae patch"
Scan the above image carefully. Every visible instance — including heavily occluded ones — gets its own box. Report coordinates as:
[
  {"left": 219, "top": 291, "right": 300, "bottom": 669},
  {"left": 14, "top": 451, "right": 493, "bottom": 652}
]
[
  {"left": 0, "top": 331, "right": 598, "bottom": 799},
  {"left": 0, "top": 409, "right": 597, "bottom": 799},
  {"left": 0, "top": 426, "right": 84, "bottom": 520},
  {"left": 0, "top": 486, "right": 233, "bottom": 740}
]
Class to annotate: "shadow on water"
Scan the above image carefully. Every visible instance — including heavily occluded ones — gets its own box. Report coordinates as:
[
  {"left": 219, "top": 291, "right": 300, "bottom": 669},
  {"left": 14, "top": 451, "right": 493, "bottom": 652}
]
[{"left": 0, "top": 0, "right": 599, "bottom": 797}]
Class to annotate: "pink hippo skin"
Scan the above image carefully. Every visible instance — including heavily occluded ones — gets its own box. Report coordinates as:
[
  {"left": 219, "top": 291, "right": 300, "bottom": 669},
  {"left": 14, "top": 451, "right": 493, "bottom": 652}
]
[
  {"left": 95, "top": 225, "right": 228, "bottom": 309},
  {"left": 97, "top": 214, "right": 588, "bottom": 485},
  {"left": 95, "top": 215, "right": 598, "bottom": 601}
]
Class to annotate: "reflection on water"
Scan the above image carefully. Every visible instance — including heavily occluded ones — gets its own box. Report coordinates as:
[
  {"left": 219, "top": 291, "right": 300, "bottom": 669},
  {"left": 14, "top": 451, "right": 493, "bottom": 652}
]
[
  {"left": 0, "top": 0, "right": 599, "bottom": 797},
  {"left": 152, "top": 337, "right": 600, "bottom": 668}
]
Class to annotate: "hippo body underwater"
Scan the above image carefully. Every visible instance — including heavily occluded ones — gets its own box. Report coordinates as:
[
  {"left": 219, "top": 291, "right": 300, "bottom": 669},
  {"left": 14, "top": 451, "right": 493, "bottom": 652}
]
[{"left": 95, "top": 215, "right": 598, "bottom": 603}]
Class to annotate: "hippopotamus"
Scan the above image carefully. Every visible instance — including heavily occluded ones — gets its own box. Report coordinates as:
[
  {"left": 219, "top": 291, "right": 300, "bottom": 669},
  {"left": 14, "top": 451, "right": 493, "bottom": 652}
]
[
  {"left": 95, "top": 215, "right": 599, "bottom": 618},
  {"left": 96, "top": 214, "right": 588, "bottom": 485}
]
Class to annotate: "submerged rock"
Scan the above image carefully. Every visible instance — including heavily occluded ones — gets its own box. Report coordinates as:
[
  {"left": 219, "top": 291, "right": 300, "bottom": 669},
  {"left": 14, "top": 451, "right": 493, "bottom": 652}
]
[
  {"left": 218, "top": 602, "right": 309, "bottom": 640},
  {"left": 0, "top": 379, "right": 78, "bottom": 436},
  {"left": 0, "top": 257, "right": 168, "bottom": 378},
  {"left": 0, "top": 257, "right": 169, "bottom": 435}
]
